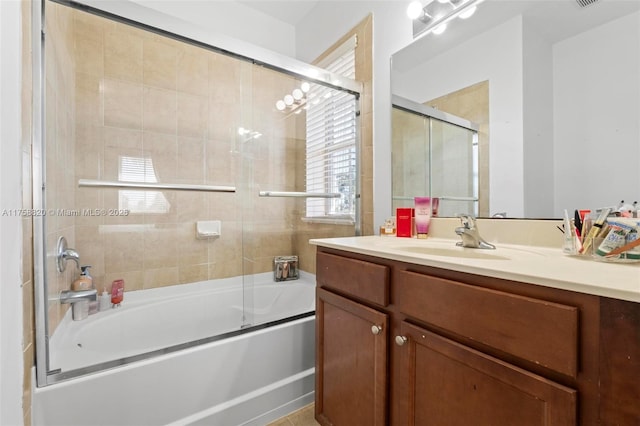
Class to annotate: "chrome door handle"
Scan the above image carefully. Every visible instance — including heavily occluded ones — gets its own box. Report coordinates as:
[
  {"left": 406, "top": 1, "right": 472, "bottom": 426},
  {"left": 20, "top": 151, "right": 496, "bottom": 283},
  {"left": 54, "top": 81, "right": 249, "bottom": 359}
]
[{"left": 371, "top": 325, "right": 383, "bottom": 335}]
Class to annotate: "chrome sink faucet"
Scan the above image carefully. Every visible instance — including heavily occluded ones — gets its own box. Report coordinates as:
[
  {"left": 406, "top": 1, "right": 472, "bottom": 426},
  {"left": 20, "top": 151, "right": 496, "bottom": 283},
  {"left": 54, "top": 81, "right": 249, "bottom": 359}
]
[{"left": 455, "top": 214, "right": 496, "bottom": 249}]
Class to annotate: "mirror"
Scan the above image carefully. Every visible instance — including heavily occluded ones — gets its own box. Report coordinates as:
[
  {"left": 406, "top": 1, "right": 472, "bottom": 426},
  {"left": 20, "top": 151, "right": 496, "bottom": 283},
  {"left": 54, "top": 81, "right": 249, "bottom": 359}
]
[{"left": 391, "top": 0, "right": 640, "bottom": 219}]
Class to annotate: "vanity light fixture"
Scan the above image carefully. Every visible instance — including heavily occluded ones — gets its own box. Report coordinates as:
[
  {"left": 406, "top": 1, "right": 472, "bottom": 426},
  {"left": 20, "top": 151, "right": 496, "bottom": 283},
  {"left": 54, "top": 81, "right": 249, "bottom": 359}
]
[
  {"left": 407, "top": 1, "right": 425, "bottom": 19},
  {"left": 408, "top": 0, "right": 484, "bottom": 38}
]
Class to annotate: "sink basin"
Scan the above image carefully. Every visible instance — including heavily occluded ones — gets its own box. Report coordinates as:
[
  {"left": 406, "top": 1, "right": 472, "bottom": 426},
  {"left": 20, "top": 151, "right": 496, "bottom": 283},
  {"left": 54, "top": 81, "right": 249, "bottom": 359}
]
[
  {"left": 384, "top": 241, "right": 547, "bottom": 260},
  {"left": 393, "top": 246, "right": 511, "bottom": 260}
]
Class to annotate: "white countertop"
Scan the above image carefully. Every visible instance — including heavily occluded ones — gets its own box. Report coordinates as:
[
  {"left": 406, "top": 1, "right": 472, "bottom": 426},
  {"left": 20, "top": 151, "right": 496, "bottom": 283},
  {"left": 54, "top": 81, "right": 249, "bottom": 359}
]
[{"left": 310, "top": 236, "right": 640, "bottom": 303}]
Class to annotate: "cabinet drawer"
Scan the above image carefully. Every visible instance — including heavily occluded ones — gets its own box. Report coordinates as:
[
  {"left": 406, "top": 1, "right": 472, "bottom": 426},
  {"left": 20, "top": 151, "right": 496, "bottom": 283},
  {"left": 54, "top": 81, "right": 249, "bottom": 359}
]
[
  {"left": 317, "top": 252, "right": 390, "bottom": 306},
  {"left": 397, "top": 271, "right": 579, "bottom": 377}
]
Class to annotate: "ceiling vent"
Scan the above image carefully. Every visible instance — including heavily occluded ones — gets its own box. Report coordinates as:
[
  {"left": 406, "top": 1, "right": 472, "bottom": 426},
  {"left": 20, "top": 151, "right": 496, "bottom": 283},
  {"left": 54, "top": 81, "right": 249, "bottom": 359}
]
[{"left": 575, "top": 0, "right": 600, "bottom": 7}]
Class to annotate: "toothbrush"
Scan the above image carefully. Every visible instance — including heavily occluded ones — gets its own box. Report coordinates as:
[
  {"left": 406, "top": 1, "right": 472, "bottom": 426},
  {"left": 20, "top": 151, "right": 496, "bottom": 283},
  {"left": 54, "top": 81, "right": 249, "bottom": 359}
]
[{"left": 580, "top": 208, "right": 611, "bottom": 254}]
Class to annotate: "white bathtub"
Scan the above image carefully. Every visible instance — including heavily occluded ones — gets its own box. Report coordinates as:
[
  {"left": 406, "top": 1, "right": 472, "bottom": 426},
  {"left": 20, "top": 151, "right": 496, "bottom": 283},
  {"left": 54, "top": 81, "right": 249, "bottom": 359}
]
[{"left": 33, "top": 272, "right": 316, "bottom": 425}]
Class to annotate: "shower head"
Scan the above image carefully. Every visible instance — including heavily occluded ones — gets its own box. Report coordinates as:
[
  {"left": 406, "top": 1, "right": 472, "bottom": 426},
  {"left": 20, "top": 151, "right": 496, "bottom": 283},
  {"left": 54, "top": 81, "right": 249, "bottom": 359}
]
[{"left": 575, "top": 0, "right": 600, "bottom": 8}]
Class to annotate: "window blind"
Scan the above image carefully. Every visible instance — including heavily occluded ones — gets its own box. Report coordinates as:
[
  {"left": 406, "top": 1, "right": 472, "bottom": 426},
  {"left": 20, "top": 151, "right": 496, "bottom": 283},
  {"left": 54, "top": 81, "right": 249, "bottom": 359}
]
[{"left": 305, "top": 36, "right": 357, "bottom": 220}]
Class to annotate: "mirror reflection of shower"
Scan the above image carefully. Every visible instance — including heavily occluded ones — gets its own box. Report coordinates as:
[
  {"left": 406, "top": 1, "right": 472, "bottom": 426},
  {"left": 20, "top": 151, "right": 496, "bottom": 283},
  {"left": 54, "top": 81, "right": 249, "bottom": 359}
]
[{"left": 392, "top": 95, "right": 479, "bottom": 217}]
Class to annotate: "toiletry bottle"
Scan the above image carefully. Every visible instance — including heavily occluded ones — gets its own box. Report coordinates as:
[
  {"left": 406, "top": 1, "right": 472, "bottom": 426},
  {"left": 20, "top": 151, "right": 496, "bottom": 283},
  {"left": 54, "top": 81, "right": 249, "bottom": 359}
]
[
  {"left": 99, "top": 287, "right": 111, "bottom": 311},
  {"left": 379, "top": 218, "right": 396, "bottom": 236},
  {"left": 111, "top": 279, "right": 124, "bottom": 307},
  {"left": 72, "top": 265, "right": 92, "bottom": 291}
]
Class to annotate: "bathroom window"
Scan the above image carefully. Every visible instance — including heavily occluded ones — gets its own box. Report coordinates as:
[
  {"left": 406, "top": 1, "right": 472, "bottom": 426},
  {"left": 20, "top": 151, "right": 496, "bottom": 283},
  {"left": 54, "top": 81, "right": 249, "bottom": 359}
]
[
  {"left": 118, "top": 156, "right": 170, "bottom": 214},
  {"left": 305, "top": 36, "right": 357, "bottom": 222}
]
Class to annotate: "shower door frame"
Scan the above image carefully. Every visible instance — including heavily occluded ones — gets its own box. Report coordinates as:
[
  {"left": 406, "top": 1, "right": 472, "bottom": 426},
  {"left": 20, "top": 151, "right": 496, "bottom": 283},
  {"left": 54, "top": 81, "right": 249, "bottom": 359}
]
[
  {"left": 391, "top": 94, "right": 480, "bottom": 215},
  {"left": 32, "top": 0, "right": 363, "bottom": 387}
]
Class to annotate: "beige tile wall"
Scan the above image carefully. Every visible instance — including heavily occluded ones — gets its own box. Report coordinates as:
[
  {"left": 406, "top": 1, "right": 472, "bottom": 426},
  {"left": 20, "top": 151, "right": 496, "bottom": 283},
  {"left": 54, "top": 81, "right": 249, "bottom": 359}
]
[{"left": 69, "top": 10, "right": 367, "bottom": 290}]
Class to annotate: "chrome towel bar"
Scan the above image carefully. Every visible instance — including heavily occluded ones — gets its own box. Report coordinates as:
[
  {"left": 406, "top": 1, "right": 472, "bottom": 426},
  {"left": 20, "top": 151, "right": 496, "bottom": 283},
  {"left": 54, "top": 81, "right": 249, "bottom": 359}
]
[
  {"left": 78, "top": 179, "right": 236, "bottom": 193},
  {"left": 259, "top": 191, "right": 340, "bottom": 198}
]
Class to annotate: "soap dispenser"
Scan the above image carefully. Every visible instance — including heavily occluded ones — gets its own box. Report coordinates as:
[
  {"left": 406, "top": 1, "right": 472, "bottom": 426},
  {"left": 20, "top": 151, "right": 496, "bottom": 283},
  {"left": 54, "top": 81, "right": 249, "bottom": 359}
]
[
  {"left": 72, "top": 265, "right": 92, "bottom": 291},
  {"left": 74, "top": 266, "right": 98, "bottom": 315},
  {"left": 69, "top": 266, "right": 92, "bottom": 320}
]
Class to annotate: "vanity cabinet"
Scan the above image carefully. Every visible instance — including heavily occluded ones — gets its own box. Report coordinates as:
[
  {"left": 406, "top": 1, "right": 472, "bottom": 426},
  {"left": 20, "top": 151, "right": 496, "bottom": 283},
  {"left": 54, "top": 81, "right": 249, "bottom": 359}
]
[
  {"left": 315, "top": 252, "right": 390, "bottom": 425},
  {"left": 314, "top": 247, "right": 640, "bottom": 426},
  {"left": 315, "top": 288, "right": 388, "bottom": 426}
]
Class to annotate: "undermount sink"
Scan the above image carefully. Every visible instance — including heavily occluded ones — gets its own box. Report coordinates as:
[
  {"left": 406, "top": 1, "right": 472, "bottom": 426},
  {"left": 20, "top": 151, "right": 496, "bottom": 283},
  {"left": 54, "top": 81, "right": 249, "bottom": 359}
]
[
  {"left": 386, "top": 242, "right": 546, "bottom": 261},
  {"left": 393, "top": 245, "right": 511, "bottom": 260}
]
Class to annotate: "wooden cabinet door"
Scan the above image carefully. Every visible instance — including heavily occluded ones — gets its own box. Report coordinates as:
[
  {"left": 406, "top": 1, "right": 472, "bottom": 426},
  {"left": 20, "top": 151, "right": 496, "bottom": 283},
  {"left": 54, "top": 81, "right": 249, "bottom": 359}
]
[
  {"left": 396, "top": 321, "right": 576, "bottom": 426},
  {"left": 316, "top": 287, "right": 388, "bottom": 426}
]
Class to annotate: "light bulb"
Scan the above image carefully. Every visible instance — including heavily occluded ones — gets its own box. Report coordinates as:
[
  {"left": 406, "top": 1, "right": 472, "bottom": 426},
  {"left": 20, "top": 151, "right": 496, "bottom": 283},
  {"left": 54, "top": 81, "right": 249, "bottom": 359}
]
[
  {"left": 276, "top": 100, "right": 286, "bottom": 111},
  {"left": 284, "top": 94, "right": 294, "bottom": 106},
  {"left": 292, "top": 89, "right": 304, "bottom": 100},
  {"left": 458, "top": 5, "right": 477, "bottom": 19},
  {"left": 432, "top": 23, "right": 447, "bottom": 35},
  {"left": 301, "top": 82, "right": 310, "bottom": 93},
  {"left": 406, "top": 1, "right": 423, "bottom": 19}
]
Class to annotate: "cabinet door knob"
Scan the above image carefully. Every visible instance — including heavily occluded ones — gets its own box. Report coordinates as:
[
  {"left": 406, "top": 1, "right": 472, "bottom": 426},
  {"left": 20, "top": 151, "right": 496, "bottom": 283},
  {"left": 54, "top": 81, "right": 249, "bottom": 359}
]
[
  {"left": 395, "top": 335, "right": 408, "bottom": 346},
  {"left": 371, "top": 325, "right": 383, "bottom": 335}
]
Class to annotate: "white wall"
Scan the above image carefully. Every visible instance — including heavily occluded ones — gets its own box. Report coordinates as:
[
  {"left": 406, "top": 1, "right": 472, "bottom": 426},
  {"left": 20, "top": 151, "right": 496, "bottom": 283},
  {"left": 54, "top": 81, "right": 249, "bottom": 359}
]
[
  {"left": 522, "top": 16, "right": 554, "bottom": 218},
  {"left": 295, "top": 1, "right": 413, "bottom": 227},
  {"left": 553, "top": 11, "right": 640, "bottom": 215},
  {"left": 393, "top": 17, "right": 526, "bottom": 217},
  {"left": 128, "top": 0, "right": 297, "bottom": 56},
  {"left": 0, "top": 0, "right": 25, "bottom": 424}
]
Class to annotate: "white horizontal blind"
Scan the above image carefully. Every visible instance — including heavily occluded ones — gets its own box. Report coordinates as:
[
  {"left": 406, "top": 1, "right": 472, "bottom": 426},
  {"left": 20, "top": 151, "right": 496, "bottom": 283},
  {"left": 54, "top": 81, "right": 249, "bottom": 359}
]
[{"left": 306, "top": 36, "right": 357, "bottom": 220}]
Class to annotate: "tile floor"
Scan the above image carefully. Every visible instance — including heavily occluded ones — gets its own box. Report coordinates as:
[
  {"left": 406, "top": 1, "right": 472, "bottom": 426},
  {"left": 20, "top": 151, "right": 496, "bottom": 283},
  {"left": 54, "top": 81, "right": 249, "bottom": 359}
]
[{"left": 266, "top": 403, "right": 320, "bottom": 426}]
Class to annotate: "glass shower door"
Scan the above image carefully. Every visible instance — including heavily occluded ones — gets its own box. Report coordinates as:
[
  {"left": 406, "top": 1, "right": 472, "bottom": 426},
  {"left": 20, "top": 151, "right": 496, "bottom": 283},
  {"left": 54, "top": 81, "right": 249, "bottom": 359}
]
[
  {"left": 240, "top": 65, "right": 360, "bottom": 329},
  {"left": 430, "top": 118, "right": 478, "bottom": 217},
  {"left": 392, "top": 106, "right": 430, "bottom": 211}
]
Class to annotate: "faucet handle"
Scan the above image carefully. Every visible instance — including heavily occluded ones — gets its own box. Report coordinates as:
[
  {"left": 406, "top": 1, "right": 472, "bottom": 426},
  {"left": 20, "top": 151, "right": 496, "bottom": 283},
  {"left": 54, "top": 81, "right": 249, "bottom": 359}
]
[
  {"left": 56, "top": 236, "right": 80, "bottom": 273},
  {"left": 458, "top": 214, "right": 476, "bottom": 229}
]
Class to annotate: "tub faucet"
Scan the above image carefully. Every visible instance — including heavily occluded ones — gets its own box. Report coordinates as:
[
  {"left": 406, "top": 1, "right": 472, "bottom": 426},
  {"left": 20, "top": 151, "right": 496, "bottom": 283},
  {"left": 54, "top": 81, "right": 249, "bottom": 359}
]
[
  {"left": 455, "top": 214, "right": 496, "bottom": 249},
  {"left": 56, "top": 236, "right": 80, "bottom": 272}
]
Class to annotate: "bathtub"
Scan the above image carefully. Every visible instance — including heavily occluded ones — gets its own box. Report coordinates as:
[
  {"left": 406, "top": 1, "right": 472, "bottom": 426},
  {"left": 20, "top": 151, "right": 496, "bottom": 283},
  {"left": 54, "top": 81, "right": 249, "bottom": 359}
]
[{"left": 33, "top": 272, "right": 316, "bottom": 425}]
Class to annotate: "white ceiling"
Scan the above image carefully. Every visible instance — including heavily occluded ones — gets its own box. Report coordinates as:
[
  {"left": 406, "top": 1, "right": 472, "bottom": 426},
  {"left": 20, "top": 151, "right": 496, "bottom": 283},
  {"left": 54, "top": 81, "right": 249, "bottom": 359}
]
[{"left": 237, "top": 0, "right": 320, "bottom": 25}]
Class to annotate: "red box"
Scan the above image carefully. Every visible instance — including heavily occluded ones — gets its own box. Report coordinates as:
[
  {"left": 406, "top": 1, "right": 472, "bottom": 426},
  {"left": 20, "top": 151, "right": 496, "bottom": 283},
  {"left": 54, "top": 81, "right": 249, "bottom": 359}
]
[{"left": 396, "top": 208, "right": 414, "bottom": 238}]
